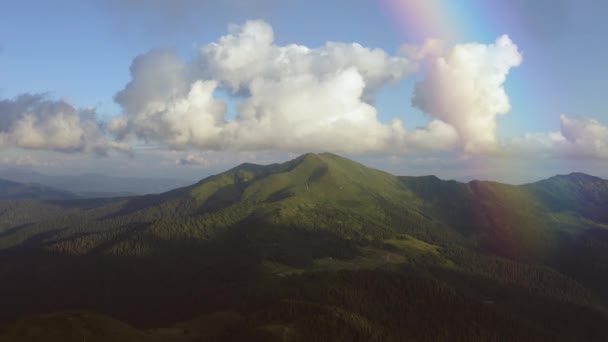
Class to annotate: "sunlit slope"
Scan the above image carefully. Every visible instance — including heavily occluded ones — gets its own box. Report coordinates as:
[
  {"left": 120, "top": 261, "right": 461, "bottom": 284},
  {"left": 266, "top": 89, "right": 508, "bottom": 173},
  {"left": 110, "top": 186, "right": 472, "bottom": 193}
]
[
  {"left": 187, "top": 153, "right": 436, "bottom": 240},
  {"left": 1, "top": 154, "right": 607, "bottom": 260},
  {"left": 0, "top": 153, "right": 448, "bottom": 258}
]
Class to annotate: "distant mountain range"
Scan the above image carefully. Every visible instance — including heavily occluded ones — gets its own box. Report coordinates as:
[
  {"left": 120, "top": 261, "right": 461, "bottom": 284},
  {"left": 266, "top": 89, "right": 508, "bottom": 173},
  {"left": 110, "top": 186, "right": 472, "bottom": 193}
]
[
  {"left": 0, "top": 168, "right": 192, "bottom": 196},
  {"left": 0, "top": 178, "right": 78, "bottom": 200},
  {"left": 0, "top": 153, "right": 607, "bottom": 341}
]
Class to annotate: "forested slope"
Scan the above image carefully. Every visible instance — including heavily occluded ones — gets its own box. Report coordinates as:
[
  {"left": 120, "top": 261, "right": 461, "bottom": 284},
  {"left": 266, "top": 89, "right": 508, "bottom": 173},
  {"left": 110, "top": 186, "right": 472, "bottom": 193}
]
[{"left": 1, "top": 153, "right": 608, "bottom": 341}]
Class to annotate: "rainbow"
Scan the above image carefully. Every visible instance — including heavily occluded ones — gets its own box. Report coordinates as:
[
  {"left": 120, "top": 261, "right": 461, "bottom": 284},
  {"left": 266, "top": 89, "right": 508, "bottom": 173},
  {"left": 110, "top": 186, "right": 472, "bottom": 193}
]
[
  {"left": 379, "top": 0, "right": 554, "bottom": 147},
  {"left": 379, "top": 1, "right": 569, "bottom": 259},
  {"left": 379, "top": 0, "right": 500, "bottom": 43}
]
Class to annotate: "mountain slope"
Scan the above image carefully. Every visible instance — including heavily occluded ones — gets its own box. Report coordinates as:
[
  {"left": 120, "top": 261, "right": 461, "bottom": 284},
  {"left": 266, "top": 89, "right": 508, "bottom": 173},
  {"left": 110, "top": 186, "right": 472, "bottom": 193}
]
[
  {"left": 1, "top": 154, "right": 607, "bottom": 274},
  {"left": 185, "top": 153, "right": 437, "bottom": 240},
  {"left": 401, "top": 173, "right": 608, "bottom": 260},
  {"left": 1, "top": 153, "right": 607, "bottom": 272},
  {"left": 1, "top": 154, "right": 608, "bottom": 340},
  {"left": 525, "top": 173, "right": 608, "bottom": 222}
]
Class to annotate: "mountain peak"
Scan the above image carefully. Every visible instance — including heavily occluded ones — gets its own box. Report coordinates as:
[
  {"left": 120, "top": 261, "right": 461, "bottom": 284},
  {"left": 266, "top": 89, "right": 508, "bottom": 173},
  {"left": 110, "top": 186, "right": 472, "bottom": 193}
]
[
  {"left": 292, "top": 152, "right": 326, "bottom": 164},
  {"left": 291, "top": 152, "right": 341, "bottom": 163},
  {"left": 187, "top": 152, "right": 409, "bottom": 215},
  {"left": 548, "top": 172, "right": 603, "bottom": 183}
]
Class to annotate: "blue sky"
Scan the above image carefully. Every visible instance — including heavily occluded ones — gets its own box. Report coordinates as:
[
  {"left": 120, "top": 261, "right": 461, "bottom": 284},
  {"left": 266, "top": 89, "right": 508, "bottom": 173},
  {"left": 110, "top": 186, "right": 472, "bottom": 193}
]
[{"left": 0, "top": 0, "right": 607, "bottom": 183}]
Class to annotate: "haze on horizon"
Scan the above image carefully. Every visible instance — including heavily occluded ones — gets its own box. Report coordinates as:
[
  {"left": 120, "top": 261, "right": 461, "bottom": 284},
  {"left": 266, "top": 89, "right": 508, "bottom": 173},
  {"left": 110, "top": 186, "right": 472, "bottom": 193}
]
[{"left": 1, "top": 0, "right": 607, "bottom": 184}]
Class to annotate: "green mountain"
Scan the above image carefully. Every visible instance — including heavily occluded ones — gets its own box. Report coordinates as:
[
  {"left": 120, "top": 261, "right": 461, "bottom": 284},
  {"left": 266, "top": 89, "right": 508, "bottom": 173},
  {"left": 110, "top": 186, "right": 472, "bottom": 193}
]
[
  {"left": 1, "top": 153, "right": 608, "bottom": 341},
  {"left": 0, "top": 178, "right": 77, "bottom": 200}
]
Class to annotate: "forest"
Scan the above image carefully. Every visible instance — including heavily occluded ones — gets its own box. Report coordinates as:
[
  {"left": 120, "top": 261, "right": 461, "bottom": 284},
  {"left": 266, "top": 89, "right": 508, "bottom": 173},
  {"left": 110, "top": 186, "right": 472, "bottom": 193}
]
[{"left": 0, "top": 153, "right": 607, "bottom": 341}]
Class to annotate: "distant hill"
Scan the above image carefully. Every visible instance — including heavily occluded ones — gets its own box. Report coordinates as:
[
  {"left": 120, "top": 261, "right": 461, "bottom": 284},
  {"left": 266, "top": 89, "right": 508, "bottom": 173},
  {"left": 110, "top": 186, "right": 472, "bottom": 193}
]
[
  {"left": 0, "top": 169, "right": 192, "bottom": 195},
  {"left": 1, "top": 153, "right": 608, "bottom": 341},
  {"left": 0, "top": 312, "right": 154, "bottom": 342},
  {"left": 0, "top": 178, "right": 77, "bottom": 200}
]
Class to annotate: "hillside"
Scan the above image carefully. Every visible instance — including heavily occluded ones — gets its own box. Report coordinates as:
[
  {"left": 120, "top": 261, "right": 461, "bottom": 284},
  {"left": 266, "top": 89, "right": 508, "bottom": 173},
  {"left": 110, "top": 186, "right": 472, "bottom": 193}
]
[
  {"left": 0, "top": 178, "right": 77, "bottom": 200},
  {"left": 1, "top": 153, "right": 608, "bottom": 341}
]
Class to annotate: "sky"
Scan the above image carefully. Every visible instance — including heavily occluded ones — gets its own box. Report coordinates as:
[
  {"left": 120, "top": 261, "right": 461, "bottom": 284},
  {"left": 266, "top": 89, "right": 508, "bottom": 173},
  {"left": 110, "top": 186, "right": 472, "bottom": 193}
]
[{"left": 0, "top": 0, "right": 607, "bottom": 184}]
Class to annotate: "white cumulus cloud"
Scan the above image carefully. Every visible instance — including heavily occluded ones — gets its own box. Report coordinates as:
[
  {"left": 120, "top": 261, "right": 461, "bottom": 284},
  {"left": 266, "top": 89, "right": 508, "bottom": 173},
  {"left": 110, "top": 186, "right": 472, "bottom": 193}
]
[
  {"left": 0, "top": 94, "right": 128, "bottom": 155},
  {"left": 197, "top": 20, "right": 414, "bottom": 98},
  {"left": 511, "top": 114, "right": 608, "bottom": 160},
  {"left": 412, "top": 35, "right": 523, "bottom": 154},
  {"left": 5, "top": 21, "right": 539, "bottom": 159},
  {"left": 113, "top": 19, "right": 460, "bottom": 154}
]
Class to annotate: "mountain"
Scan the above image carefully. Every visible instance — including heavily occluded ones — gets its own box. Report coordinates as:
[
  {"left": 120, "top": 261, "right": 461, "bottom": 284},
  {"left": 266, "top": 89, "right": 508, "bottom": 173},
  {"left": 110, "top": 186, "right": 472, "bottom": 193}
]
[
  {"left": 0, "top": 312, "right": 156, "bottom": 342},
  {"left": 0, "top": 169, "right": 192, "bottom": 195},
  {"left": 401, "top": 172, "right": 608, "bottom": 260},
  {"left": 1, "top": 153, "right": 608, "bottom": 341},
  {"left": 0, "top": 178, "right": 77, "bottom": 200}
]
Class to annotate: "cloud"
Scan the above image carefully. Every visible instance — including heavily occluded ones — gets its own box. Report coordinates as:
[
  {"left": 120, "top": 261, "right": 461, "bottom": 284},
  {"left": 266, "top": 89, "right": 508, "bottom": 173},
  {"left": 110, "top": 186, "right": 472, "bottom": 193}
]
[
  {"left": 114, "top": 20, "right": 460, "bottom": 154},
  {"left": 3, "top": 20, "right": 530, "bottom": 159},
  {"left": 177, "top": 152, "right": 209, "bottom": 166},
  {"left": 511, "top": 114, "right": 608, "bottom": 160},
  {"left": 403, "top": 120, "right": 460, "bottom": 152},
  {"left": 412, "top": 35, "right": 523, "bottom": 154},
  {"left": 224, "top": 67, "right": 398, "bottom": 152},
  {"left": 1, "top": 154, "right": 59, "bottom": 168},
  {"left": 197, "top": 20, "right": 414, "bottom": 98},
  {"left": 114, "top": 49, "right": 191, "bottom": 126},
  {"left": 0, "top": 94, "right": 128, "bottom": 155},
  {"left": 113, "top": 21, "right": 532, "bottom": 155},
  {"left": 112, "top": 49, "right": 227, "bottom": 148},
  {"left": 400, "top": 38, "right": 447, "bottom": 62}
]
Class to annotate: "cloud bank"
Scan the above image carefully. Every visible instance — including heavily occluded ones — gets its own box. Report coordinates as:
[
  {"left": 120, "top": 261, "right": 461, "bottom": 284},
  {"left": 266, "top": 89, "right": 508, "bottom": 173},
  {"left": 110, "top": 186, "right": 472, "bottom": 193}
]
[
  {"left": 112, "top": 19, "right": 459, "bottom": 153},
  {"left": 0, "top": 94, "right": 128, "bottom": 155},
  {"left": 511, "top": 114, "right": 608, "bottom": 160},
  {"left": 4, "top": 19, "right": 606, "bottom": 162}
]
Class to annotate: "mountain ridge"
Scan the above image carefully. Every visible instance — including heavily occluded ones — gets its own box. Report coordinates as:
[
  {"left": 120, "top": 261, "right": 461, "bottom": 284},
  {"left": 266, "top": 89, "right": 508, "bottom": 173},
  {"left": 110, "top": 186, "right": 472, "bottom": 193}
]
[
  {"left": 0, "top": 178, "right": 78, "bottom": 200},
  {"left": 0, "top": 168, "right": 191, "bottom": 195}
]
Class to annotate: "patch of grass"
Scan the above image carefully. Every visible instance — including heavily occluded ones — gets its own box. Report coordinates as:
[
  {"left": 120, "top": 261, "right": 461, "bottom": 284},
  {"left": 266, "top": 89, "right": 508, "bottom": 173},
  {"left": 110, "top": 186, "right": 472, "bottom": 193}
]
[{"left": 384, "top": 234, "right": 440, "bottom": 255}]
